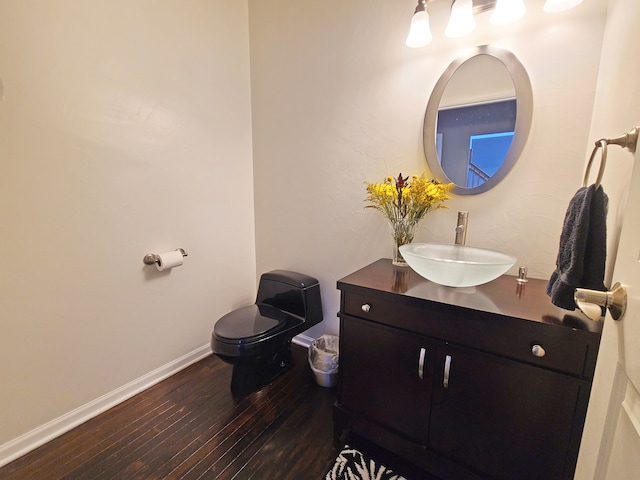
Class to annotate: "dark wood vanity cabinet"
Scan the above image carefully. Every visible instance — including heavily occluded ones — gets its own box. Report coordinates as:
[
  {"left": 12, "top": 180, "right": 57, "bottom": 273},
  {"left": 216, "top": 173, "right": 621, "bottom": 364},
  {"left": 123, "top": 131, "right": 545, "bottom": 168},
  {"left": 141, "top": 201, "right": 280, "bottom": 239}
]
[
  {"left": 335, "top": 259, "right": 602, "bottom": 480},
  {"left": 429, "top": 343, "right": 588, "bottom": 480},
  {"left": 340, "top": 316, "right": 436, "bottom": 443}
]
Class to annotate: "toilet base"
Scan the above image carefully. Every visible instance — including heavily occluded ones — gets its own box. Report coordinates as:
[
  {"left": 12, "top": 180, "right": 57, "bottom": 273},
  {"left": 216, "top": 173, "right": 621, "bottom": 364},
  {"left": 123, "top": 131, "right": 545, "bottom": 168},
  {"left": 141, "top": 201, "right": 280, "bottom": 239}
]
[{"left": 229, "top": 342, "right": 295, "bottom": 396}]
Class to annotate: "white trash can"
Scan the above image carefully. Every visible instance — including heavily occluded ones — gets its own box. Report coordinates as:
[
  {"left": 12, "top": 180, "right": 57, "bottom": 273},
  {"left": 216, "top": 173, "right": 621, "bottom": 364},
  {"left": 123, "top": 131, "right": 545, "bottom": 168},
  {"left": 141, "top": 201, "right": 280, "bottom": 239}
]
[{"left": 308, "top": 335, "right": 339, "bottom": 387}]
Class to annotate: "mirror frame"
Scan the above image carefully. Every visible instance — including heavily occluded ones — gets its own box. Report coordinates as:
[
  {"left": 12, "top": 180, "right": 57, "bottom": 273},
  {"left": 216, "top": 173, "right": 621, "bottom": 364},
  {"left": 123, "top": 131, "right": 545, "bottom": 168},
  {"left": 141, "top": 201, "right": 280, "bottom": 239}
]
[{"left": 423, "top": 45, "right": 533, "bottom": 195}]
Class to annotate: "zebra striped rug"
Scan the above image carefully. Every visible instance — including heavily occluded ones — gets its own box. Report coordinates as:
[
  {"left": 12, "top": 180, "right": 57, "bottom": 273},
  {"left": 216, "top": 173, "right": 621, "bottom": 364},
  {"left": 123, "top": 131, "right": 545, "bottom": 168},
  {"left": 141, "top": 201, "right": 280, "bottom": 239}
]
[{"left": 324, "top": 444, "right": 409, "bottom": 480}]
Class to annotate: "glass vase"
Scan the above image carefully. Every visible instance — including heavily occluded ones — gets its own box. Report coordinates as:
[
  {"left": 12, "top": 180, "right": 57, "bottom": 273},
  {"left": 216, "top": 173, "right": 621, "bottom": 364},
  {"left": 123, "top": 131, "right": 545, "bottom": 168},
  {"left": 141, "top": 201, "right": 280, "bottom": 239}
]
[{"left": 390, "top": 220, "right": 418, "bottom": 267}]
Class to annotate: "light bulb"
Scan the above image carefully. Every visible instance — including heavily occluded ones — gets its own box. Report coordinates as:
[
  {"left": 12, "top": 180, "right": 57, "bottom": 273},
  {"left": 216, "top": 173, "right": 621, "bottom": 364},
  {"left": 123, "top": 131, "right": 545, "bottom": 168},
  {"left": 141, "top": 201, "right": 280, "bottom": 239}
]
[
  {"left": 490, "top": 0, "right": 526, "bottom": 26},
  {"left": 406, "top": 10, "right": 432, "bottom": 48},
  {"left": 543, "top": 0, "right": 584, "bottom": 13},
  {"left": 445, "top": 0, "right": 476, "bottom": 38}
]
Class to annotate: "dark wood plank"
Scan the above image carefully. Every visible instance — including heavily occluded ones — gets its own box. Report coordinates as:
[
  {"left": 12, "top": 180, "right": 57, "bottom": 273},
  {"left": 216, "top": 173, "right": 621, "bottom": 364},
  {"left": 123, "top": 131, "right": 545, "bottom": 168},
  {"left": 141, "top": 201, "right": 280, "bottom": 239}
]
[
  {"left": 4, "top": 360, "right": 227, "bottom": 479},
  {"left": 0, "top": 345, "right": 341, "bottom": 480}
]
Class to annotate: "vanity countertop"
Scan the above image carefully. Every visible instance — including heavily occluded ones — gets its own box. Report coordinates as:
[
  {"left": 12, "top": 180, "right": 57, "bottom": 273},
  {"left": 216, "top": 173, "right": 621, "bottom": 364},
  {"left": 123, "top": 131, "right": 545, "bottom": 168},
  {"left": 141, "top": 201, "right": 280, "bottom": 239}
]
[{"left": 337, "top": 258, "right": 603, "bottom": 337}]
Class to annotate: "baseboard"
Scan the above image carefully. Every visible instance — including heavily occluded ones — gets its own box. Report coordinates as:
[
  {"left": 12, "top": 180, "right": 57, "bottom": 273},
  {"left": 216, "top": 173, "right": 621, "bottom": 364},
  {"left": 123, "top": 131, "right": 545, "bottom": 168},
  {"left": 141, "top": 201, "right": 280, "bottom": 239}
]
[{"left": 0, "top": 343, "right": 212, "bottom": 469}]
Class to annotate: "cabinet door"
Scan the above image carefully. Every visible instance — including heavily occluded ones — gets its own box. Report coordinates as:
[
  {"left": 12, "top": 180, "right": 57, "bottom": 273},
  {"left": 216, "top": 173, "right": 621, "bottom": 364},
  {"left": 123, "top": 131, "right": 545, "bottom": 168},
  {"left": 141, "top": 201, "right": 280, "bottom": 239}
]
[
  {"left": 340, "top": 315, "right": 435, "bottom": 443},
  {"left": 430, "top": 343, "right": 587, "bottom": 480}
]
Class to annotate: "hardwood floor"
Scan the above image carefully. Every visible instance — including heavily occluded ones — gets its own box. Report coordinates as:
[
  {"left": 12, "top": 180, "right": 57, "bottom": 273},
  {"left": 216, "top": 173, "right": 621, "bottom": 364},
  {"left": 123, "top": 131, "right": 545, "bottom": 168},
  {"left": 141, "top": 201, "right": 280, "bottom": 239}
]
[{"left": 0, "top": 344, "right": 340, "bottom": 480}]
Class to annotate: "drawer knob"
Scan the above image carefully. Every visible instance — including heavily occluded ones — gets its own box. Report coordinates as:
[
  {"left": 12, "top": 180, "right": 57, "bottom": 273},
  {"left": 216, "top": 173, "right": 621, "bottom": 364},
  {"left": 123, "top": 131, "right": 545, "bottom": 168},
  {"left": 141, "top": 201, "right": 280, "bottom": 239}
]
[
  {"left": 532, "top": 344, "right": 546, "bottom": 357},
  {"left": 361, "top": 304, "right": 371, "bottom": 313}
]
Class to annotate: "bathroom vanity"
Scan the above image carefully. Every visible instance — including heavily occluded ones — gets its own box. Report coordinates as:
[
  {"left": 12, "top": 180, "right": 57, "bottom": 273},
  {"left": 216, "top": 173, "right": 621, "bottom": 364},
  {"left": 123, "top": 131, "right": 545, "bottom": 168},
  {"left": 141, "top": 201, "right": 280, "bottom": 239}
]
[{"left": 334, "top": 259, "right": 602, "bottom": 480}]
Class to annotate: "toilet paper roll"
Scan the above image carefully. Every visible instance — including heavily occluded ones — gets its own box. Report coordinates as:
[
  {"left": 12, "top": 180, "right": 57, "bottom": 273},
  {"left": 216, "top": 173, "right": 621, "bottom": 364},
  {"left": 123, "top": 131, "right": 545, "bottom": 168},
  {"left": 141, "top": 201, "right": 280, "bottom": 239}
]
[{"left": 156, "top": 250, "right": 184, "bottom": 271}]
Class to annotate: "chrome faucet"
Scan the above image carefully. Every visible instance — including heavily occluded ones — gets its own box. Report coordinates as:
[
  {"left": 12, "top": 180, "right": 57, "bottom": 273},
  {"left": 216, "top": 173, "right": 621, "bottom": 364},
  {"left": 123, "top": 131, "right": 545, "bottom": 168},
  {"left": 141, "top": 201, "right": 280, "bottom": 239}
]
[{"left": 454, "top": 211, "right": 469, "bottom": 245}]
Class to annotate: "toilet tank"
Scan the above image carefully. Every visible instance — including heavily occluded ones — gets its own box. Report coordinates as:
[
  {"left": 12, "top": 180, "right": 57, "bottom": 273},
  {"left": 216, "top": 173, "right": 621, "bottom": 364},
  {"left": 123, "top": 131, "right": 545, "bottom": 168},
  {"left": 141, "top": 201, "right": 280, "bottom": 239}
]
[{"left": 256, "top": 270, "right": 323, "bottom": 327}]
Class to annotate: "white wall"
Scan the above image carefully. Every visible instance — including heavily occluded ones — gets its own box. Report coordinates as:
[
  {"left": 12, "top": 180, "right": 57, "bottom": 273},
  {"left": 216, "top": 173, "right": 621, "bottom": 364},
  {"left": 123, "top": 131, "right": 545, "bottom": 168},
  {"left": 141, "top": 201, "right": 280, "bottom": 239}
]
[
  {"left": 0, "top": 0, "right": 256, "bottom": 452},
  {"left": 250, "top": 0, "right": 608, "bottom": 337}
]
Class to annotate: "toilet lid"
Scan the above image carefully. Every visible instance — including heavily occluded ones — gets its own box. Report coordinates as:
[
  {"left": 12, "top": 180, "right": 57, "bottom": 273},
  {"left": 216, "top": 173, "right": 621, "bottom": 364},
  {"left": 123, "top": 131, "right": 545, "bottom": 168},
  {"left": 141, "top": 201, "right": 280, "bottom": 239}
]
[{"left": 214, "top": 304, "right": 288, "bottom": 343}]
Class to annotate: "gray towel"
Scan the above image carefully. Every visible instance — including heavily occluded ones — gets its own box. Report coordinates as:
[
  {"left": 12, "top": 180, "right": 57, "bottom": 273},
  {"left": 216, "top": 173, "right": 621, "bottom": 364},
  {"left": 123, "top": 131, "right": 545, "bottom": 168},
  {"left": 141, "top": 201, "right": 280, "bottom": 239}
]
[{"left": 547, "top": 184, "right": 608, "bottom": 310}]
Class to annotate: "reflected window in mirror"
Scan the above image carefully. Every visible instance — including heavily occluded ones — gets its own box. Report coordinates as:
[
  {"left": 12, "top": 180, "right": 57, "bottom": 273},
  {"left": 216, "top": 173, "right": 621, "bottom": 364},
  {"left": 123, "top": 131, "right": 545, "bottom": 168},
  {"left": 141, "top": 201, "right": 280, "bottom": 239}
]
[{"left": 437, "top": 99, "right": 516, "bottom": 187}]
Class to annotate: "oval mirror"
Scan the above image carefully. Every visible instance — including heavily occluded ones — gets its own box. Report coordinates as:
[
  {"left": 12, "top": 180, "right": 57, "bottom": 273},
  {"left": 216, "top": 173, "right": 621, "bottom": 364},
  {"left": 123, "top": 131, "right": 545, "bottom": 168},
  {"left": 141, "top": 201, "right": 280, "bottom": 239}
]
[{"left": 423, "top": 45, "right": 533, "bottom": 195}]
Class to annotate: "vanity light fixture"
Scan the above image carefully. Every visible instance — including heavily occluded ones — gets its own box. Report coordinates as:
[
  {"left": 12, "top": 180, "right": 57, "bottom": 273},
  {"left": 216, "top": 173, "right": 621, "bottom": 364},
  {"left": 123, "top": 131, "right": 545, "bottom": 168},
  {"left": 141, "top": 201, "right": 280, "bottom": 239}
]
[
  {"left": 406, "top": 0, "right": 433, "bottom": 48},
  {"left": 543, "top": 0, "right": 584, "bottom": 13},
  {"left": 445, "top": 0, "right": 476, "bottom": 38},
  {"left": 490, "top": 0, "right": 526, "bottom": 25},
  {"left": 406, "top": 0, "right": 585, "bottom": 48}
]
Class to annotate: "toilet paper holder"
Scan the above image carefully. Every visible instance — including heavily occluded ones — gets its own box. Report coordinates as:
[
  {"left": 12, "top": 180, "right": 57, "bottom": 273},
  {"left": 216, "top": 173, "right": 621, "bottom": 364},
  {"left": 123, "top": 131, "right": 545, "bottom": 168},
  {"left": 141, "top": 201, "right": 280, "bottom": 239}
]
[{"left": 143, "top": 248, "right": 188, "bottom": 266}]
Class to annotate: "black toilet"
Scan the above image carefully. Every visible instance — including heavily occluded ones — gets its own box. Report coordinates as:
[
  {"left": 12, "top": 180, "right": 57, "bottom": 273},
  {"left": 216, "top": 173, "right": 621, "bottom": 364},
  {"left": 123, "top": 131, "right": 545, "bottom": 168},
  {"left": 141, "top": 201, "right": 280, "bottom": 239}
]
[{"left": 211, "top": 270, "right": 323, "bottom": 396}]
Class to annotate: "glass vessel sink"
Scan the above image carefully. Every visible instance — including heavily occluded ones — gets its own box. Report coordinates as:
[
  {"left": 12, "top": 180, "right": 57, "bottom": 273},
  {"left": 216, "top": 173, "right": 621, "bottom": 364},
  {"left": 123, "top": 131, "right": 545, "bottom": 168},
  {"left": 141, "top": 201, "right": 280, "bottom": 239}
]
[{"left": 399, "top": 243, "right": 517, "bottom": 288}]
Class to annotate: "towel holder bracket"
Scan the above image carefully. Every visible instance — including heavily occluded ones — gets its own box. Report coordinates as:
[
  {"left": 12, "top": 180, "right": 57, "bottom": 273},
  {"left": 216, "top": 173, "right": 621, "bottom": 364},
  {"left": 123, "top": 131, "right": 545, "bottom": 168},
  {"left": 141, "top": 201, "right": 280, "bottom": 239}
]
[{"left": 598, "top": 126, "right": 639, "bottom": 154}]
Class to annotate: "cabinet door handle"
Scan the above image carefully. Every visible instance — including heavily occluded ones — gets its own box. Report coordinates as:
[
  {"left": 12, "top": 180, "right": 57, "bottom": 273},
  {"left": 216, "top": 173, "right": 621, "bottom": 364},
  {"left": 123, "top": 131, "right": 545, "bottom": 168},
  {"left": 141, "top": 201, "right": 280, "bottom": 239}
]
[
  {"left": 361, "top": 304, "right": 371, "bottom": 313},
  {"left": 418, "top": 348, "right": 426, "bottom": 379},
  {"left": 443, "top": 355, "right": 452, "bottom": 388}
]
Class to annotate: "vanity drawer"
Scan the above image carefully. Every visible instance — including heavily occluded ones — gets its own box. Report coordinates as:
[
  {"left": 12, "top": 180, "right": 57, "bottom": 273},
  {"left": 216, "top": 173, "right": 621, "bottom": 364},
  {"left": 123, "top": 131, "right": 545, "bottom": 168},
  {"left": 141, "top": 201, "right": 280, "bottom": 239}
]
[
  {"left": 343, "top": 292, "right": 421, "bottom": 325},
  {"left": 342, "top": 291, "right": 592, "bottom": 378}
]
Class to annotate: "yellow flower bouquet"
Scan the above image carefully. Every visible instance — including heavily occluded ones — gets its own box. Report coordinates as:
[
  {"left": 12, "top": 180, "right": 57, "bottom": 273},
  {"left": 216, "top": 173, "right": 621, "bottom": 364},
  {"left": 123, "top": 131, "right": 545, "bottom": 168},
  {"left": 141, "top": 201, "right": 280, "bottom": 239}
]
[{"left": 365, "top": 173, "right": 453, "bottom": 265}]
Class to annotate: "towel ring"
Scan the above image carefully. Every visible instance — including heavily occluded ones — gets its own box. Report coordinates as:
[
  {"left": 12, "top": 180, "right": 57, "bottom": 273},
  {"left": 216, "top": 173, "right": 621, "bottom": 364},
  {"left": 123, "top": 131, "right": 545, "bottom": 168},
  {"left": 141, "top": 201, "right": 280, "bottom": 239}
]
[
  {"left": 583, "top": 139, "right": 608, "bottom": 189},
  {"left": 582, "top": 127, "right": 639, "bottom": 189}
]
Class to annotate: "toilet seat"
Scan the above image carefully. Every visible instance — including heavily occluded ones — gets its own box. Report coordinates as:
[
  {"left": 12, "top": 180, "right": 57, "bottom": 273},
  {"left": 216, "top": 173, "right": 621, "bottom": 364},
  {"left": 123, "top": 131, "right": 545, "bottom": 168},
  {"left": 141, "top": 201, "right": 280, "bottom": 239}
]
[{"left": 214, "top": 304, "right": 288, "bottom": 344}]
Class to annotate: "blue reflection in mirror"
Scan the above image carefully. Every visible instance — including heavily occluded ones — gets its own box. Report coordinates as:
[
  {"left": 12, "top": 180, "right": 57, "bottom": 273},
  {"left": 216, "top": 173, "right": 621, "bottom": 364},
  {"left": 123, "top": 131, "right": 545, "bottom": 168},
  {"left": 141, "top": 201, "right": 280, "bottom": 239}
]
[
  {"left": 436, "top": 99, "right": 516, "bottom": 188},
  {"left": 467, "top": 131, "right": 514, "bottom": 187}
]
